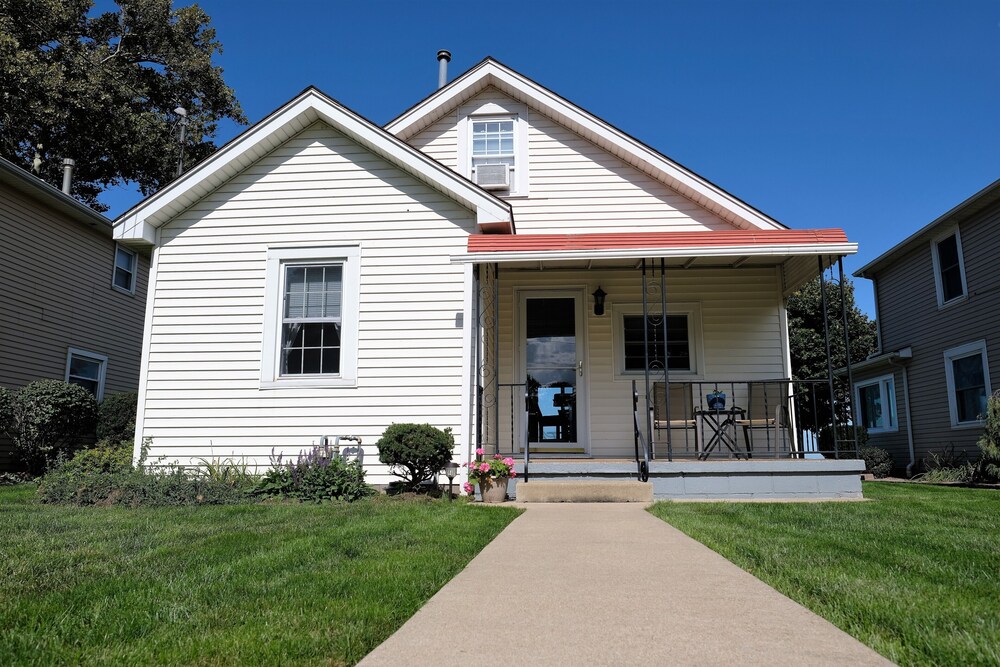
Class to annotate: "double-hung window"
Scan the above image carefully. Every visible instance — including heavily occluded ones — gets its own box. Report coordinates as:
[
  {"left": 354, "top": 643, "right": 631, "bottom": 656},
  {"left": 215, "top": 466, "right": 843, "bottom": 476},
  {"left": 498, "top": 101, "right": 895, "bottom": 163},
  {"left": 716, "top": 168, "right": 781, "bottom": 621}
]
[
  {"left": 262, "top": 246, "right": 360, "bottom": 387},
  {"left": 65, "top": 348, "right": 107, "bottom": 400},
  {"left": 458, "top": 100, "right": 528, "bottom": 195},
  {"left": 943, "top": 340, "right": 991, "bottom": 426},
  {"left": 113, "top": 244, "right": 137, "bottom": 294},
  {"left": 471, "top": 118, "right": 516, "bottom": 191},
  {"left": 931, "top": 229, "right": 967, "bottom": 307},
  {"left": 855, "top": 375, "right": 897, "bottom": 432},
  {"left": 615, "top": 304, "right": 701, "bottom": 377}
]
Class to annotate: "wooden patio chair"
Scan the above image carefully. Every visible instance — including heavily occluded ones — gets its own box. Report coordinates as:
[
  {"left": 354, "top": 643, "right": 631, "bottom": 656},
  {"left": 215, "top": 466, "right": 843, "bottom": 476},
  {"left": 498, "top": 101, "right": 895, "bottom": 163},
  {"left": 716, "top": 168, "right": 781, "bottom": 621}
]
[
  {"left": 649, "top": 382, "right": 700, "bottom": 456},
  {"left": 734, "top": 382, "right": 794, "bottom": 456}
]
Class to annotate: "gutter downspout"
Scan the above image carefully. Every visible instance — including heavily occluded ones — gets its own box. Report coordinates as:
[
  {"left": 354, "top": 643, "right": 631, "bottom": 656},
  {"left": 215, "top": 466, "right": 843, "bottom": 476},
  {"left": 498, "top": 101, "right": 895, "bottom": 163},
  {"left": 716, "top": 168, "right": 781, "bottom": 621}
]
[{"left": 888, "top": 347, "right": 915, "bottom": 477}]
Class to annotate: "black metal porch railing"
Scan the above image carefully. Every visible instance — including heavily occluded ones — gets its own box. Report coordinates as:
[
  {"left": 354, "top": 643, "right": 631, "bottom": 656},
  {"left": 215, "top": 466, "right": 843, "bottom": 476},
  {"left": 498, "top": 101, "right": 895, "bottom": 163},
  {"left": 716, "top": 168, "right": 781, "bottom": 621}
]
[{"left": 645, "top": 379, "right": 860, "bottom": 461}]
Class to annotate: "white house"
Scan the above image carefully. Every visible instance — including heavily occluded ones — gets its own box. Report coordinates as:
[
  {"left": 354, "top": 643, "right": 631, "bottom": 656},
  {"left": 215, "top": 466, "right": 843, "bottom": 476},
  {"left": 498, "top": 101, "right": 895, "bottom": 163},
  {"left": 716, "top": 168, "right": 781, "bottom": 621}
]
[{"left": 114, "top": 58, "right": 864, "bottom": 499}]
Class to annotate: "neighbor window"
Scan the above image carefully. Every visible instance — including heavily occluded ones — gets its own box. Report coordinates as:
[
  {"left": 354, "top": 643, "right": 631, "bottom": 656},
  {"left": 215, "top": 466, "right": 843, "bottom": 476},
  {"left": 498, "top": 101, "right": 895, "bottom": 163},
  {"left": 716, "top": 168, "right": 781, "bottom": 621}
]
[
  {"left": 471, "top": 118, "right": 516, "bottom": 191},
  {"left": 113, "top": 244, "right": 137, "bottom": 294},
  {"left": 65, "top": 348, "right": 107, "bottom": 400},
  {"left": 261, "top": 246, "right": 360, "bottom": 387},
  {"left": 943, "top": 340, "right": 991, "bottom": 426},
  {"left": 855, "top": 375, "right": 897, "bottom": 432},
  {"left": 931, "top": 229, "right": 967, "bottom": 307},
  {"left": 615, "top": 305, "right": 700, "bottom": 376}
]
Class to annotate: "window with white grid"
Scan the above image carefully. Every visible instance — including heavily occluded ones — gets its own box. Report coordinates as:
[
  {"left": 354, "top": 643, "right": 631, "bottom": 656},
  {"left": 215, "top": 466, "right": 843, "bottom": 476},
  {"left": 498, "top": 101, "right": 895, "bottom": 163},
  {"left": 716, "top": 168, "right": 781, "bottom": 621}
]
[{"left": 471, "top": 118, "right": 516, "bottom": 190}]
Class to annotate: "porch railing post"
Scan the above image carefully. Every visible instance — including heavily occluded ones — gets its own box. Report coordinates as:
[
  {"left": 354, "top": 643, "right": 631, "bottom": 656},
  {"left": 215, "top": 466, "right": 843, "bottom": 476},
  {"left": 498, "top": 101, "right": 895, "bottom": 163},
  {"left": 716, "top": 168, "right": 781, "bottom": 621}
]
[
  {"left": 838, "top": 257, "right": 857, "bottom": 457},
  {"left": 641, "top": 259, "right": 653, "bottom": 457},
  {"left": 818, "top": 256, "right": 839, "bottom": 458}
]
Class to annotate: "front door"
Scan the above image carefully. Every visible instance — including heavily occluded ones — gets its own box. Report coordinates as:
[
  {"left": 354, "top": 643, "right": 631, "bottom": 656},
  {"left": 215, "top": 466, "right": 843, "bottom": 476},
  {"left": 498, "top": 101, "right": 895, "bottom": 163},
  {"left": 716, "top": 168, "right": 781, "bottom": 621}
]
[{"left": 519, "top": 291, "right": 587, "bottom": 453}]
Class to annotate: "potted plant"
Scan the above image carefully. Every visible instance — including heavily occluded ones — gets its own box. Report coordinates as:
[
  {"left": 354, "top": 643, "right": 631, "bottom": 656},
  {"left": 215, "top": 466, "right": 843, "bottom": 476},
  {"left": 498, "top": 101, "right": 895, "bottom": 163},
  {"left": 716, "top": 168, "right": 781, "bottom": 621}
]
[
  {"left": 706, "top": 389, "right": 727, "bottom": 410},
  {"left": 463, "top": 449, "right": 517, "bottom": 503}
]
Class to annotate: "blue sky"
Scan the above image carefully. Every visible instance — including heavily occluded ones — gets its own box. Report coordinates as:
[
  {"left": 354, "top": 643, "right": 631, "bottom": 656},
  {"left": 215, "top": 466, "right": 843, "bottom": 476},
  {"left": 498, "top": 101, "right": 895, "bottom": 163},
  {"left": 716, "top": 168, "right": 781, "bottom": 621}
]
[{"left": 99, "top": 0, "right": 1000, "bottom": 317}]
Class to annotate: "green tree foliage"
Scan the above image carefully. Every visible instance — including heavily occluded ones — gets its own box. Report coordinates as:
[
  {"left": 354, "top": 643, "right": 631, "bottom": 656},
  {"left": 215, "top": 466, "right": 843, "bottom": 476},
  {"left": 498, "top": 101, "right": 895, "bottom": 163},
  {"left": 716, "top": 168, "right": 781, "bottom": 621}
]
[
  {"left": 787, "top": 276, "right": 877, "bottom": 433},
  {"left": 0, "top": 0, "right": 245, "bottom": 209},
  {"left": 377, "top": 423, "right": 455, "bottom": 491}
]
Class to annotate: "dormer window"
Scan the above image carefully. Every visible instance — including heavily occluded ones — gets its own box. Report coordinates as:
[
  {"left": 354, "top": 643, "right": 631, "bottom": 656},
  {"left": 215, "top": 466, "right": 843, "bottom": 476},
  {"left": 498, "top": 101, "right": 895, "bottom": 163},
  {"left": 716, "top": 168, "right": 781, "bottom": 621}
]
[{"left": 471, "top": 118, "right": 515, "bottom": 191}]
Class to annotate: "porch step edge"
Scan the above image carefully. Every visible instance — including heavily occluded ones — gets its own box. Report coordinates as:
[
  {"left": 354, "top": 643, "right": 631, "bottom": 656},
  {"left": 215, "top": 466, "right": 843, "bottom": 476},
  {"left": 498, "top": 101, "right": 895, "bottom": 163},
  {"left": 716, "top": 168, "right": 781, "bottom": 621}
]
[{"left": 516, "top": 480, "right": 653, "bottom": 503}]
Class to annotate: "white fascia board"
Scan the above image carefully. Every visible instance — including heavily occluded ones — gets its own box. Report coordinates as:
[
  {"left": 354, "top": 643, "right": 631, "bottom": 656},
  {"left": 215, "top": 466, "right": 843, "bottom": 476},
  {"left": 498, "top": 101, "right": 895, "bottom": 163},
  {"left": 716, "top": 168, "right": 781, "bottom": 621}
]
[
  {"left": 451, "top": 242, "right": 858, "bottom": 264},
  {"left": 113, "top": 89, "right": 511, "bottom": 246},
  {"left": 389, "top": 60, "right": 784, "bottom": 232}
]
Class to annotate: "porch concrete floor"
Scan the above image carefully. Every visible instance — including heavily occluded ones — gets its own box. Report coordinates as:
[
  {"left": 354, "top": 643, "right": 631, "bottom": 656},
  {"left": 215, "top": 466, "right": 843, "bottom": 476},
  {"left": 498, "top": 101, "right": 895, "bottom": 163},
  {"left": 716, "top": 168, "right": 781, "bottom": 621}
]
[{"left": 359, "top": 504, "right": 891, "bottom": 666}]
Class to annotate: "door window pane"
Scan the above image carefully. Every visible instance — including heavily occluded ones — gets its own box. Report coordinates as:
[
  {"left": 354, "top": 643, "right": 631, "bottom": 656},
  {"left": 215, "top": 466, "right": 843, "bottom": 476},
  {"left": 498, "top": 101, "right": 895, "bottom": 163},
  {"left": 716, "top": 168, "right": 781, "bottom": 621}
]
[{"left": 525, "top": 298, "right": 577, "bottom": 444}]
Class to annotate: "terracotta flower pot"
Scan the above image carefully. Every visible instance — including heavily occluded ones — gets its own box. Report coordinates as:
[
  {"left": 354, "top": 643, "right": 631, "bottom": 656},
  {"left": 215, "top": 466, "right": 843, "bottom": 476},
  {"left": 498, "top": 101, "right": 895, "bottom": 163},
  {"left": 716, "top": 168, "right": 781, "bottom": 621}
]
[{"left": 478, "top": 476, "right": 509, "bottom": 503}]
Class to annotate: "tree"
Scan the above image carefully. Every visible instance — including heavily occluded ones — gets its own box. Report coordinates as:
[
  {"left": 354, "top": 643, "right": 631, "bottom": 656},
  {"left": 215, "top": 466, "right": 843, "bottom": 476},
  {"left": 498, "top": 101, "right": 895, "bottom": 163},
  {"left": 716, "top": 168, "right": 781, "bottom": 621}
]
[
  {"left": 0, "top": 0, "right": 245, "bottom": 209},
  {"left": 787, "top": 276, "right": 877, "bottom": 434}
]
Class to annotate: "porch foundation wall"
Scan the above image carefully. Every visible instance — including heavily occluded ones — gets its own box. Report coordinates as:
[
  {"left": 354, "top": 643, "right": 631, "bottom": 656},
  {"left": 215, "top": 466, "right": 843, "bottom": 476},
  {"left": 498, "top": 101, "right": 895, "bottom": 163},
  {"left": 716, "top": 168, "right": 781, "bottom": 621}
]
[{"left": 511, "top": 460, "right": 865, "bottom": 500}]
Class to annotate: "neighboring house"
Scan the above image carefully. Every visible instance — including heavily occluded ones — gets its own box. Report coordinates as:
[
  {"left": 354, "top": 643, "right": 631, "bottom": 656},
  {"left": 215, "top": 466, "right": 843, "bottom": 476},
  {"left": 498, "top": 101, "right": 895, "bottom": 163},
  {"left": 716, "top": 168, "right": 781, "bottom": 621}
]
[
  {"left": 853, "top": 178, "right": 1000, "bottom": 474},
  {"left": 114, "top": 58, "right": 863, "bottom": 498},
  {"left": 0, "top": 157, "right": 149, "bottom": 470}
]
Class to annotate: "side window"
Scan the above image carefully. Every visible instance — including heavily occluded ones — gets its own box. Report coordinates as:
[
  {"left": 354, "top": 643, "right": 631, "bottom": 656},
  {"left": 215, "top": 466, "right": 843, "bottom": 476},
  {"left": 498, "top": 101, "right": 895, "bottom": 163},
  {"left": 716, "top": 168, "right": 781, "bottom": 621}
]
[
  {"left": 65, "top": 348, "right": 108, "bottom": 400},
  {"left": 943, "top": 340, "right": 990, "bottom": 426},
  {"left": 855, "top": 375, "right": 897, "bottom": 432},
  {"left": 113, "top": 244, "right": 137, "bottom": 294},
  {"left": 931, "top": 230, "right": 967, "bottom": 307}
]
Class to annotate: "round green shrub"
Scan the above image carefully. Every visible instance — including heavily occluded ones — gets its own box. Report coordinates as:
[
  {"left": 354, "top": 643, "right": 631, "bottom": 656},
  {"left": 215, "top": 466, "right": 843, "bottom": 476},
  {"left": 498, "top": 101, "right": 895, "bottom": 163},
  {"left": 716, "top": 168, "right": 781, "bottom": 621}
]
[
  {"left": 377, "top": 423, "right": 455, "bottom": 491},
  {"left": 859, "top": 445, "right": 893, "bottom": 478},
  {"left": 0, "top": 380, "right": 98, "bottom": 475},
  {"left": 97, "top": 392, "right": 138, "bottom": 443}
]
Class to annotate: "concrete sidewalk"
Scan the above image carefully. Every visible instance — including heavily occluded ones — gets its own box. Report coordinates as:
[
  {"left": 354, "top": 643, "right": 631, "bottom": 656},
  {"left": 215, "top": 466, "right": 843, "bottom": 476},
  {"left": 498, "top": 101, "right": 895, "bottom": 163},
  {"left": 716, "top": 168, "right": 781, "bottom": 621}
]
[{"left": 360, "top": 504, "right": 892, "bottom": 666}]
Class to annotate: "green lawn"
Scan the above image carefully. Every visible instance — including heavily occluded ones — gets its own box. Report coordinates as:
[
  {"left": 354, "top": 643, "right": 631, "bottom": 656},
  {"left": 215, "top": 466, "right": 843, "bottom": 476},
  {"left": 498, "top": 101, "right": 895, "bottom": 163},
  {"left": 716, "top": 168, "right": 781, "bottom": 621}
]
[
  {"left": 649, "top": 482, "right": 1000, "bottom": 666},
  {"left": 0, "top": 485, "right": 520, "bottom": 666}
]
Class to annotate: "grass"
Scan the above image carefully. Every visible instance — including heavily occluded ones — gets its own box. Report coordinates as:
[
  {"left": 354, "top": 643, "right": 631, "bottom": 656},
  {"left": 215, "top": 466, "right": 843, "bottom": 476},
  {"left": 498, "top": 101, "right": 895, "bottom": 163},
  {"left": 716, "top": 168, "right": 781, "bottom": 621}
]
[
  {"left": 0, "top": 485, "right": 520, "bottom": 666},
  {"left": 649, "top": 482, "right": 1000, "bottom": 666}
]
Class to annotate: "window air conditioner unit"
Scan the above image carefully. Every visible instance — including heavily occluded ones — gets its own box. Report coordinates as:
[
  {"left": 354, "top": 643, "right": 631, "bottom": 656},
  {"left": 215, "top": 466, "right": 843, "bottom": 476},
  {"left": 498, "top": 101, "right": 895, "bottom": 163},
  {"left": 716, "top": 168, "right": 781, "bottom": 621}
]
[{"left": 475, "top": 164, "right": 510, "bottom": 190}]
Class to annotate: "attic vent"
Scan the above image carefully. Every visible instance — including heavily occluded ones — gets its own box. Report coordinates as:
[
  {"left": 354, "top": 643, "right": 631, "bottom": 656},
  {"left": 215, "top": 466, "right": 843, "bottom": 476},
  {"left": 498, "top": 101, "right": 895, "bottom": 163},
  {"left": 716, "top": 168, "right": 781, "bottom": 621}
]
[{"left": 475, "top": 164, "right": 510, "bottom": 190}]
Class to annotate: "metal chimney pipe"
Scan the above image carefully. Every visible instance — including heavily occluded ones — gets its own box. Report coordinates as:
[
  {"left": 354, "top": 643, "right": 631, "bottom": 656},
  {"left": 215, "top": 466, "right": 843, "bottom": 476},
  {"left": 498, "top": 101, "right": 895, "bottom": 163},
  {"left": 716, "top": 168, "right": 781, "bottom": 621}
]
[
  {"left": 61, "top": 158, "right": 75, "bottom": 194},
  {"left": 437, "top": 50, "right": 451, "bottom": 89}
]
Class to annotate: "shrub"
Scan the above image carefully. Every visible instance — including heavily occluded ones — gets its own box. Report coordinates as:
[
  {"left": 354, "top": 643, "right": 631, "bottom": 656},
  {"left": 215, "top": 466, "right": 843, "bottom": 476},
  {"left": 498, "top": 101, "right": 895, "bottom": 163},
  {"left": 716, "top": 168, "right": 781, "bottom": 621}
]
[
  {"left": 858, "top": 446, "right": 893, "bottom": 478},
  {"left": 256, "top": 444, "right": 374, "bottom": 502},
  {"left": 0, "top": 471, "right": 33, "bottom": 486},
  {"left": 969, "top": 390, "right": 1000, "bottom": 483},
  {"left": 97, "top": 392, "right": 138, "bottom": 443},
  {"left": 0, "top": 380, "right": 98, "bottom": 475},
  {"left": 818, "top": 424, "right": 869, "bottom": 454},
  {"left": 38, "top": 439, "right": 256, "bottom": 506},
  {"left": 377, "top": 423, "right": 454, "bottom": 491}
]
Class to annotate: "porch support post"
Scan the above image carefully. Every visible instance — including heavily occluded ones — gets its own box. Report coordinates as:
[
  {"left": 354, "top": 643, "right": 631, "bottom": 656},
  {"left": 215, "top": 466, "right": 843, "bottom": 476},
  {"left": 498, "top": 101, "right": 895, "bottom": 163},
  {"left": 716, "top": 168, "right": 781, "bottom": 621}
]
[
  {"left": 473, "top": 265, "right": 482, "bottom": 453},
  {"left": 838, "top": 257, "right": 857, "bottom": 456},
  {"left": 493, "top": 263, "right": 500, "bottom": 456},
  {"left": 660, "top": 258, "right": 671, "bottom": 461},
  {"left": 818, "top": 256, "right": 839, "bottom": 457},
  {"left": 641, "top": 259, "right": 653, "bottom": 454}
]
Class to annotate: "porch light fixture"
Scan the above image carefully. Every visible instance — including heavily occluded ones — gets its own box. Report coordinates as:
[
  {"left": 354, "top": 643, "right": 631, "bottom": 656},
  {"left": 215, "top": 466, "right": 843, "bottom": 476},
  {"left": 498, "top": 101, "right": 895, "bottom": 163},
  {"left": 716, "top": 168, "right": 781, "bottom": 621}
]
[
  {"left": 444, "top": 460, "right": 459, "bottom": 501},
  {"left": 592, "top": 286, "right": 607, "bottom": 316}
]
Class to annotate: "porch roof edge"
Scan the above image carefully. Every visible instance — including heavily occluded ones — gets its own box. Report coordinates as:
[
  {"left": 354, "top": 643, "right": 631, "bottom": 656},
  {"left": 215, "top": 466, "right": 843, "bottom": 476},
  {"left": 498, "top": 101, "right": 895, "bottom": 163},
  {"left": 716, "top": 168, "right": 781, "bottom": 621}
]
[{"left": 450, "top": 242, "right": 858, "bottom": 264}]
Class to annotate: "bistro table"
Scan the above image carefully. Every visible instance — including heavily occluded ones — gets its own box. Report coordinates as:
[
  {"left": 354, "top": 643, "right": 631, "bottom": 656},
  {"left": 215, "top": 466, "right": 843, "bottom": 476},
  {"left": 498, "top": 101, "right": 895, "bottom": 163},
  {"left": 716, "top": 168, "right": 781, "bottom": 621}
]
[{"left": 694, "top": 406, "right": 747, "bottom": 459}]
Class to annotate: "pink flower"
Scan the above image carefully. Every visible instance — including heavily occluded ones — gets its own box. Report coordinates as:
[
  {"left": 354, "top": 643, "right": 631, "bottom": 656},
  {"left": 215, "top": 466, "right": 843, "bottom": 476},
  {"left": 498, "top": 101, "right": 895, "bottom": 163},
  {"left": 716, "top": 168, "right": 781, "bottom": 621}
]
[
  {"left": 493, "top": 453, "right": 502, "bottom": 460},
  {"left": 511, "top": 471, "right": 517, "bottom": 478},
  {"left": 475, "top": 448, "right": 484, "bottom": 456},
  {"left": 463, "top": 482, "right": 474, "bottom": 495},
  {"left": 503, "top": 457, "right": 515, "bottom": 467},
  {"left": 479, "top": 462, "right": 490, "bottom": 473}
]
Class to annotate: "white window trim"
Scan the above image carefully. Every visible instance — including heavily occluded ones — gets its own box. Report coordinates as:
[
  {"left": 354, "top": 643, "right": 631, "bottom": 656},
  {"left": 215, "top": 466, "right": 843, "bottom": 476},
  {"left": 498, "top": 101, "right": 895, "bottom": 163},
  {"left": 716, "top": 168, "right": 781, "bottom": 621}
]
[
  {"left": 611, "top": 302, "right": 704, "bottom": 380},
  {"left": 854, "top": 373, "right": 898, "bottom": 433},
  {"left": 261, "top": 245, "right": 361, "bottom": 388},
  {"left": 65, "top": 347, "right": 108, "bottom": 401},
  {"left": 112, "top": 243, "right": 137, "bottom": 295},
  {"left": 930, "top": 227, "right": 968, "bottom": 309},
  {"left": 457, "top": 100, "right": 529, "bottom": 196},
  {"left": 943, "top": 339, "right": 991, "bottom": 428}
]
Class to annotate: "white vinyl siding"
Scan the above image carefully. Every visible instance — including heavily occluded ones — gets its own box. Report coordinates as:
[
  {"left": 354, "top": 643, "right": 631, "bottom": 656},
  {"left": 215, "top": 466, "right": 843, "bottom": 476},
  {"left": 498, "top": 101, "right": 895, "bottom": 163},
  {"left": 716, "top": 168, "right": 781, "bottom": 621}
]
[
  {"left": 494, "top": 267, "right": 786, "bottom": 458},
  {"left": 140, "top": 121, "right": 476, "bottom": 484},
  {"left": 408, "top": 87, "right": 734, "bottom": 234}
]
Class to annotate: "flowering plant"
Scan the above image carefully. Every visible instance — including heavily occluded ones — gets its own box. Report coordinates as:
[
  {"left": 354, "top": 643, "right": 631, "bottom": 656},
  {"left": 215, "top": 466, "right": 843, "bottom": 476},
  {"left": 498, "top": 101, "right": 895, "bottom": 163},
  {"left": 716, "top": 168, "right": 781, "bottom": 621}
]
[{"left": 462, "top": 448, "right": 516, "bottom": 495}]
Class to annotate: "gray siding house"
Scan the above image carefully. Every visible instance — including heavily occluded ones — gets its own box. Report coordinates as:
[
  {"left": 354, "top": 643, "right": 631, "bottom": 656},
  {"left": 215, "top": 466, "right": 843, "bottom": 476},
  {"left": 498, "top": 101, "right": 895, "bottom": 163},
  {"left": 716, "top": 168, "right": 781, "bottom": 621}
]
[
  {"left": 853, "top": 178, "right": 1000, "bottom": 474},
  {"left": 0, "top": 158, "right": 149, "bottom": 469}
]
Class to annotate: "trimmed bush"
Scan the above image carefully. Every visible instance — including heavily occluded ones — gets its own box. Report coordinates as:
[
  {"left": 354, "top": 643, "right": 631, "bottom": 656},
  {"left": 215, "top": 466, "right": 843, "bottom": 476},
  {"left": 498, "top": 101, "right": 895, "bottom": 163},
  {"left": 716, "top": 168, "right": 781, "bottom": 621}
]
[
  {"left": 377, "top": 423, "right": 454, "bottom": 491},
  {"left": 859, "top": 446, "right": 893, "bottom": 478},
  {"left": 256, "top": 444, "right": 374, "bottom": 502},
  {"left": 969, "top": 390, "right": 1000, "bottom": 483},
  {"left": 97, "top": 392, "right": 138, "bottom": 443},
  {"left": 0, "top": 380, "right": 98, "bottom": 475}
]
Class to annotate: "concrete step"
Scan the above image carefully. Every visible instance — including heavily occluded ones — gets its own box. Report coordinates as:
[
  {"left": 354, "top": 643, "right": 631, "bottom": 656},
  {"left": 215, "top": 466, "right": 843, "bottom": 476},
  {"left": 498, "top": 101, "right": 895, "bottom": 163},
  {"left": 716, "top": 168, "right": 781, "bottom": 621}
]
[{"left": 516, "top": 480, "right": 653, "bottom": 503}]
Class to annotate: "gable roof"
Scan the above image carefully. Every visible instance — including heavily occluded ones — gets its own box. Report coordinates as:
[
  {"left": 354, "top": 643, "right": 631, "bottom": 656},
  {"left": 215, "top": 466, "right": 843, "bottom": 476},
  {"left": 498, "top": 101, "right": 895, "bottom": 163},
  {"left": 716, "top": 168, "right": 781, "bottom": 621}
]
[
  {"left": 386, "top": 58, "right": 786, "bottom": 232},
  {"left": 854, "top": 177, "right": 1000, "bottom": 279},
  {"left": 114, "top": 87, "right": 514, "bottom": 245},
  {"left": 0, "top": 157, "right": 111, "bottom": 234}
]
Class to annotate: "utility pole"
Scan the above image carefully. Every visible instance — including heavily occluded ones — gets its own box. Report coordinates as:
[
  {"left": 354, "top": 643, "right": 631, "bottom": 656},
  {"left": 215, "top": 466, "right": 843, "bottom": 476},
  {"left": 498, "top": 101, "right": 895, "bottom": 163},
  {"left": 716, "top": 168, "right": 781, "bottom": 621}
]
[{"left": 174, "top": 106, "right": 188, "bottom": 176}]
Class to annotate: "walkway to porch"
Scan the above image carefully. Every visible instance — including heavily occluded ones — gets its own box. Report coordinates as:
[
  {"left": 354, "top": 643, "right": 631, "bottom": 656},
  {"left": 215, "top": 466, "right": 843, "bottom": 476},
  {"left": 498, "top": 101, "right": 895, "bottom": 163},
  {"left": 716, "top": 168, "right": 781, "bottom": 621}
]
[{"left": 359, "top": 504, "right": 890, "bottom": 666}]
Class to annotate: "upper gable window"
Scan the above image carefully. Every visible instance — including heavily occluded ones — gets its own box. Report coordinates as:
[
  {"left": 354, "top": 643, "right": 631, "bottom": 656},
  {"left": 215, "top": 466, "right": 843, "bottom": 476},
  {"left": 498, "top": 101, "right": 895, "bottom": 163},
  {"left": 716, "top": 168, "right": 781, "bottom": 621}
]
[
  {"left": 931, "top": 229, "right": 967, "bottom": 307},
  {"left": 458, "top": 100, "right": 528, "bottom": 196}
]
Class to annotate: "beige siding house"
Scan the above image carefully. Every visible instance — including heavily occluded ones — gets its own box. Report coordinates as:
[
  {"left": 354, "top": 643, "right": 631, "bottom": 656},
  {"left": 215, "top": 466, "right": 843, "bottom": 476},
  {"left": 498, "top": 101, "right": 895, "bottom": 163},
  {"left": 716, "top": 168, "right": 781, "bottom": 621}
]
[
  {"left": 0, "top": 158, "right": 149, "bottom": 469},
  {"left": 116, "top": 59, "right": 864, "bottom": 498},
  {"left": 853, "top": 179, "right": 1000, "bottom": 474}
]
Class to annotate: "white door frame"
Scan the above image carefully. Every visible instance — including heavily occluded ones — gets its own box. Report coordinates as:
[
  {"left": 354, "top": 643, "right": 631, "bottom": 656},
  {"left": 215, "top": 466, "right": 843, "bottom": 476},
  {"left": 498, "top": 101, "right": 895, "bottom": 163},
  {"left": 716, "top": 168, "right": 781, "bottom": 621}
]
[{"left": 515, "top": 288, "right": 590, "bottom": 454}]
